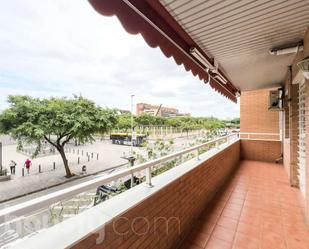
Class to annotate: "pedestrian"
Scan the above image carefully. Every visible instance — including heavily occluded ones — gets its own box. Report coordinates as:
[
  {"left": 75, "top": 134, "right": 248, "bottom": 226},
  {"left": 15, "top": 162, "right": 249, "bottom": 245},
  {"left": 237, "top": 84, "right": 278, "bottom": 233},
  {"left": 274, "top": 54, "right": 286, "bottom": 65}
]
[
  {"left": 24, "top": 159, "right": 31, "bottom": 174},
  {"left": 9, "top": 160, "right": 17, "bottom": 175}
]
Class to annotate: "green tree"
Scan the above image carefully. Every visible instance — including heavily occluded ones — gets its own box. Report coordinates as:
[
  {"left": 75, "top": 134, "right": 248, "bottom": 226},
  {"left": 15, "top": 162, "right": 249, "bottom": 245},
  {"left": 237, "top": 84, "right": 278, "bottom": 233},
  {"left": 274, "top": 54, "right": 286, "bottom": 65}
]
[
  {"left": 135, "top": 114, "right": 166, "bottom": 126},
  {"left": 116, "top": 113, "right": 133, "bottom": 131},
  {"left": 180, "top": 121, "right": 196, "bottom": 137},
  {"left": 0, "top": 95, "right": 118, "bottom": 177},
  {"left": 165, "top": 117, "right": 182, "bottom": 127}
]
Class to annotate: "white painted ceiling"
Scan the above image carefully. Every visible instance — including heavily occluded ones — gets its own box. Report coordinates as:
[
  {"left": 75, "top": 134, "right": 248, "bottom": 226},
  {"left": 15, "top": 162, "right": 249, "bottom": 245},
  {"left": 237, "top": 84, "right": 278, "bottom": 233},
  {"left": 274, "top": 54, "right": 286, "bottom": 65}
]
[{"left": 160, "top": 0, "right": 309, "bottom": 91}]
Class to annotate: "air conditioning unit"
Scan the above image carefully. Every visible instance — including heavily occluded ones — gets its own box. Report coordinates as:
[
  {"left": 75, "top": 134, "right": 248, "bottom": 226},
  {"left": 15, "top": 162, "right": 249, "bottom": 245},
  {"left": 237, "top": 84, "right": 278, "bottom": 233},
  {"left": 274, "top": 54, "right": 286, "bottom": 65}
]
[{"left": 268, "top": 89, "right": 283, "bottom": 111}]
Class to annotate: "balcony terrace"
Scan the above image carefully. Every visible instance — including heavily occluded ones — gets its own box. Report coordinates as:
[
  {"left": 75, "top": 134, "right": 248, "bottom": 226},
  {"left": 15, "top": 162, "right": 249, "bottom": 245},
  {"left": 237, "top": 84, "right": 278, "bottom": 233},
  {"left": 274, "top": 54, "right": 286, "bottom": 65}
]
[
  {"left": 4, "top": 135, "right": 307, "bottom": 249},
  {"left": 1, "top": 1, "right": 309, "bottom": 248}
]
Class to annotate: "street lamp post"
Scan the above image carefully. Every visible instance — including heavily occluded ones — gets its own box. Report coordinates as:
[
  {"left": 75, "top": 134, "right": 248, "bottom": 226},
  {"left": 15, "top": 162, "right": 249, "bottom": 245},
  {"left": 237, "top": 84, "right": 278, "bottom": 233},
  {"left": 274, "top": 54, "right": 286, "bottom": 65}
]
[
  {"left": 130, "top": 94, "right": 135, "bottom": 188},
  {"left": 130, "top": 94, "right": 134, "bottom": 155},
  {"left": 0, "top": 142, "right": 2, "bottom": 173}
]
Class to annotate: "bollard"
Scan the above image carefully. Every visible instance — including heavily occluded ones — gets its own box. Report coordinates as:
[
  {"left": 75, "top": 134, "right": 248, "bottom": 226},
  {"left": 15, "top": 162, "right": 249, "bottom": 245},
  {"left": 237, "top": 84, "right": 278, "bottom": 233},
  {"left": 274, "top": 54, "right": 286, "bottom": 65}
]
[
  {"left": 97, "top": 153, "right": 99, "bottom": 160},
  {"left": 86, "top": 152, "right": 89, "bottom": 157},
  {"left": 82, "top": 165, "right": 87, "bottom": 175},
  {"left": 39, "top": 165, "right": 41, "bottom": 173},
  {"left": 78, "top": 157, "right": 80, "bottom": 164},
  {"left": 53, "top": 162, "right": 56, "bottom": 170},
  {"left": 22, "top": 168, "right": 24, "bottom": 177},
  {"left": 91, "top": 152, "right": 93, "bottom": 159},
  {"left": 88, "top": 155, "right": 90, "bottom": 162}
]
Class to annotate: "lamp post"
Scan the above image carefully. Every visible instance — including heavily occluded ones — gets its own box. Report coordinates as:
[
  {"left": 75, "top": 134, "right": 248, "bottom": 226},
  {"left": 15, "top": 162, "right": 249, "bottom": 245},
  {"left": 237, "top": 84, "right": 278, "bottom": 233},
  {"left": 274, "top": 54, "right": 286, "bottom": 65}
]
[
  {"left": 130, "top": 94, "right": 135, "bottom": 155},
  {"left": 130, "top": 94, "right": 135, "bottom": 188},
  {"left": 0, "top": 142, "right": 2, "bottom": 173}
]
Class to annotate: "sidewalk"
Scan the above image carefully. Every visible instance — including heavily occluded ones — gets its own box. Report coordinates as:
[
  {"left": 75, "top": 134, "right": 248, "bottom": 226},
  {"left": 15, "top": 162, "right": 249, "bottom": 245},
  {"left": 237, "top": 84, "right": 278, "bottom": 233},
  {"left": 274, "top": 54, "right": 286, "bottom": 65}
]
[
  {"left": 0, "top": 140, "right": 135, "bottom": 202},
  {"left": 0, "top": 135, "right": 200, "bottom": 203}
]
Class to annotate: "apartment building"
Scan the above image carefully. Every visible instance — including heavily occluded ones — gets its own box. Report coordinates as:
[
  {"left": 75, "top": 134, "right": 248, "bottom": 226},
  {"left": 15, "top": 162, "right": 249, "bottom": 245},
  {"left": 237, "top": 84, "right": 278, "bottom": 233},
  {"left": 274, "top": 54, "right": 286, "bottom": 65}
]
[{"left": 136, "top": 103, "right": 190, "bottom": 117}]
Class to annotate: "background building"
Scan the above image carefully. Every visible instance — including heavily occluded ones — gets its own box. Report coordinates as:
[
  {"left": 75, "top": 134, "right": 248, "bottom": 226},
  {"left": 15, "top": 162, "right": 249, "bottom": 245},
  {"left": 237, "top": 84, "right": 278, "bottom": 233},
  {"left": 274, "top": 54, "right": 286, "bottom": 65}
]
[{"left": 136, "top": 103, "right": 190, "bottom": 117}]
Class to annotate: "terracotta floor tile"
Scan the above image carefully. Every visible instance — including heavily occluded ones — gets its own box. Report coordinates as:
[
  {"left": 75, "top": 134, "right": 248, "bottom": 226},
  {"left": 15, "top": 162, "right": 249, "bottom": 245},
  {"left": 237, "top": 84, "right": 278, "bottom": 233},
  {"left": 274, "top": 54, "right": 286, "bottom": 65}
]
[
  {"left": 233, "top": 233, "right": 260, "bottom": 249},
  {"left": 228, "top": 198, "right": 245, "bottom": 206},
  {"left": 261, "top": 220, "right": 284, "bottom": 236},
  {"left": 229, "top": 192, "right": 246, "bottom": 200},
  {"left": 179, "top": 161, "right": 309, "bottom": 249},
  {"left": 283, "top": 225, "right": 309, "bottom": 243},
  {"left": 217, "top": 217, "right": 238, "bottom": 231},
  {"left": 224, "top": 203, "right": 243, "bottom": 212},
  {"left": 205, "top": 237, "right": 232, "bottom": 249},
  {"left": 286, "top": 238, "right": 309, "bottom": 249},
  {"left": 244, "top": 209, "right": 262, "bottom": 217},
  {"left": 240, "top": 215, "right": 261, "bottom": 227},
  {"left": 236, "top": 221, "right": 261, "bottom": 238},
  {"left": 260, "top": 232, "right": 286, "bottom": 249},
  {"left": 221, "top": 207, "right": 242, "bottom": 220},
  {"left": 212, "top": 225, "right": 235, "bottom": 243}
]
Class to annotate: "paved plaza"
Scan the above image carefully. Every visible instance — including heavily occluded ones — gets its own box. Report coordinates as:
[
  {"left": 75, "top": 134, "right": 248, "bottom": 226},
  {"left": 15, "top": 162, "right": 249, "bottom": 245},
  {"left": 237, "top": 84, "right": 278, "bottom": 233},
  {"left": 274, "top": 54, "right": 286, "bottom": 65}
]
[
  {"left": 0, "top": 140, "right": 135, "bottom": 202},
  {"left": 0, "top": 134, "right": 200, "bottom": 202}
]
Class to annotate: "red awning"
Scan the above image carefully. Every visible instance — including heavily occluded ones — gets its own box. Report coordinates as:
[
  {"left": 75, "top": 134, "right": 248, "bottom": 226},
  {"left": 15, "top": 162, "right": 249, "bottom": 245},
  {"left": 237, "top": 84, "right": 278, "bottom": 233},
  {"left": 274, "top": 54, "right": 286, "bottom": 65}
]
[{"left": 89, "top": 0, "right": 239, "bottom": 102}]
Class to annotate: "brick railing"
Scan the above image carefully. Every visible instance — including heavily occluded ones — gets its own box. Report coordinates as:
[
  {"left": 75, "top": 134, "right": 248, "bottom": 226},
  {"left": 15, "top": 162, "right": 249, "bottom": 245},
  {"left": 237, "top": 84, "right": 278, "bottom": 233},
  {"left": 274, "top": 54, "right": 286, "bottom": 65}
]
[{"left": 11, "top": 140, "right": 240, "bottom": 249}]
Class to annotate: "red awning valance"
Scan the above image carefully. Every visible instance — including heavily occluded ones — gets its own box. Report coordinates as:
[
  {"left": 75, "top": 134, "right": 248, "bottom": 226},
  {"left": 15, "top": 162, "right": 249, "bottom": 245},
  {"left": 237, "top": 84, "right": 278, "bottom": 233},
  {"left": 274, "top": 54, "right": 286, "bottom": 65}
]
[{"left": 89, "top": 0, "right": 238, "bottom": 102}]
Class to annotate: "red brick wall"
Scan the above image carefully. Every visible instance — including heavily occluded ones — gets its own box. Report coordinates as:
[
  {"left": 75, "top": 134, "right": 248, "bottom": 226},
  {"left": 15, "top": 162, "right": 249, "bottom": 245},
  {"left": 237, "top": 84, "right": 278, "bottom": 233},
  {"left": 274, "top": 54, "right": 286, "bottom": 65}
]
[
  {"left": 240, "top": 88, "right": 280, "bottom": 134},
  {"left": 70, "top": 141, "right": 240, "bottom": 249},
  {"left": 240, "top": 140, "right": 281, "bottom": 163}
]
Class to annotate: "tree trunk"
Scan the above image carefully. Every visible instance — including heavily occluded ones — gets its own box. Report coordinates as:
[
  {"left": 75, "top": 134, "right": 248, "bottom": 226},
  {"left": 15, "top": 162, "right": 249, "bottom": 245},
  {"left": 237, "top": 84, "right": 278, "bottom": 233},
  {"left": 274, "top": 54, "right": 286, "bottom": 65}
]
[{"left": 57, "top": 146, "right": 73, "bottom": 178}]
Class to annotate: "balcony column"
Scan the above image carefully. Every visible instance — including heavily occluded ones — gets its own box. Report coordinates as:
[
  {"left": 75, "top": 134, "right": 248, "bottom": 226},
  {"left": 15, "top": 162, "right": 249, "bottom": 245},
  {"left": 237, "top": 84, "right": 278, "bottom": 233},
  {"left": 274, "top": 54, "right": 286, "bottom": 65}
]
[
  {"left": 305, "top": 78, "right": 309, "bottom": 221},
  {"left": 289, "top": 83, "right": 299, "bottom": 187}
]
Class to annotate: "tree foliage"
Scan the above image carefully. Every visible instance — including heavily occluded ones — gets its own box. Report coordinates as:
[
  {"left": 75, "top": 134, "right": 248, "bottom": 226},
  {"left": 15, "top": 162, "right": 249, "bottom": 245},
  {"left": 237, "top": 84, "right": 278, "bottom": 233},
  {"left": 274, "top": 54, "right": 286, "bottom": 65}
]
[
  {"left": 0, "top": 95, "right": 118, "bottom": 177},
  {"left": 115, "top": 113, "right": 228, "bottom": 132},
  {"left": 116, "top": 113, "right": 133, "bottom": 131},
  {"left": 135, "top": 114, "right": 165, "bottom": 126}
]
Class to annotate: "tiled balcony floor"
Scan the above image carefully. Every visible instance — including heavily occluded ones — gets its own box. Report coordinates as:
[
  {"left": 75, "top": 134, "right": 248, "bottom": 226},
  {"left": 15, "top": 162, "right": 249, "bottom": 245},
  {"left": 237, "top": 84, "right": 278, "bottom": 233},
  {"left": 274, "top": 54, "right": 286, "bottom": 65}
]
[{"left": 180, "top": 160, "right": 309, "bottom": 249}]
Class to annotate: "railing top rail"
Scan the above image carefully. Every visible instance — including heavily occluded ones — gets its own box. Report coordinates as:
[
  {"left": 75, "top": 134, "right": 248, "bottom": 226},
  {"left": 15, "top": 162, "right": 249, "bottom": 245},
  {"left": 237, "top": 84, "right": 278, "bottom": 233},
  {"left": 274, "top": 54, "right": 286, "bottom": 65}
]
[
  {"left": 0, "top": 134, "right": 237, "bottom": 223},
  {"left": 239, "top": 132, "right": 280, "bottom": 136}
]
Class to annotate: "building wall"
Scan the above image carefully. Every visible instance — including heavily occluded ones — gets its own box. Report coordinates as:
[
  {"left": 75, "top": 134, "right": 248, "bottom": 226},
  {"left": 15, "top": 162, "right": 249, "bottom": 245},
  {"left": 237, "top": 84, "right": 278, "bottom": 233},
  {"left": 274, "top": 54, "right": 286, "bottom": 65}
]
[
  {"left": 240, "top": 140, "right": 281, "bottom": 163},
  {"left": 240, "top": 88, "right": 280, "bottom": 135},
  {"left": 136, "top": 103, "right": 179, "bottom": 117},
  {"left": 70, "top": 141, "right": 240, "bottom": 249},
  {"left": 136, "top": 103, "right": 190, "bottom": 117},
  {"left": 283, "top": 26, "right": 309, "bottom": 221},
  {"left": 303, "top": 27, "right": 309, "bottom": 222}
]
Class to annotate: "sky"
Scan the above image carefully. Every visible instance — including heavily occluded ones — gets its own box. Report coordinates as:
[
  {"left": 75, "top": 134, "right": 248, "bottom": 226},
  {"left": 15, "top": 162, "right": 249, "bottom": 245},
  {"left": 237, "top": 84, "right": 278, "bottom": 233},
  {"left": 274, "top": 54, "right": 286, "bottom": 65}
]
[{"left": 0, "top": 0, "right": 239, "bottom": 118}]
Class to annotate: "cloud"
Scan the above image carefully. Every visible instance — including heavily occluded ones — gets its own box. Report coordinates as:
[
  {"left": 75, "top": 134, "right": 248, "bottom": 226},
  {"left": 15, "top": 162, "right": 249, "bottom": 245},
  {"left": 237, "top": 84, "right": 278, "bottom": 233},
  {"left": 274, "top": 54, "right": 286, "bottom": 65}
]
[{"left": 0, "top": 0, "right": 239, "bottom": 118}]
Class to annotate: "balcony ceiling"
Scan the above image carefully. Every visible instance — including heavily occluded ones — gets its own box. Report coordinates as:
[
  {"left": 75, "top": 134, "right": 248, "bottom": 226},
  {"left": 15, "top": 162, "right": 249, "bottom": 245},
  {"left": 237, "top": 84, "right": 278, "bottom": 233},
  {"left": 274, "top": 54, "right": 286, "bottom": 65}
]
[{"left": 160, "top": 0, "right": 309, "bottom": 91}]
